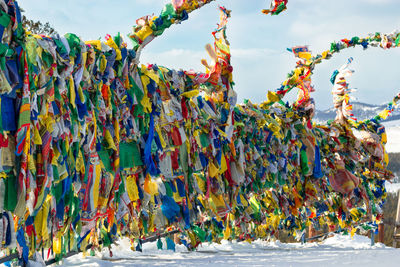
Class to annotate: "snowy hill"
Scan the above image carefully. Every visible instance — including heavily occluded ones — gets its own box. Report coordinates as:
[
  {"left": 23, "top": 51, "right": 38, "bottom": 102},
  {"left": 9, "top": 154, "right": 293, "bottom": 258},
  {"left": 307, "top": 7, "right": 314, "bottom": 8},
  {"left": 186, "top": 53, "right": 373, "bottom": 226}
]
[{"left": 314, "top": 102, "right": 400, "bottom": 123}]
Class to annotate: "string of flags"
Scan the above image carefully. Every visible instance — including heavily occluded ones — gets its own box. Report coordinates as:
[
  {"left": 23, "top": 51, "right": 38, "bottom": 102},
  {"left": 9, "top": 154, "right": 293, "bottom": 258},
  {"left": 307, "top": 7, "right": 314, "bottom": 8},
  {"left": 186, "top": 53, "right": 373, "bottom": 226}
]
[
  {"left": 262, "top": 0, "right": 288, "bottom": 15},
  {"left": 0, "top": 0, "right": 397, "bottom": 264}
]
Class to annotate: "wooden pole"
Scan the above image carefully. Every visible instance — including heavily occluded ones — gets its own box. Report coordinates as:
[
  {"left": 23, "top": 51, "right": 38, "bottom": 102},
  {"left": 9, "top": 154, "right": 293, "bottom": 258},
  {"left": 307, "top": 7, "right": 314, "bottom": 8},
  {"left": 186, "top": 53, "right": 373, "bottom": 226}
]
[
  {"left": 273, "top": 230, "right": 279, "bottom": 240},
  {"left": 308, "top": 224, "right": 316, "bottom": 240},
  {"left": 371, "top": 229, "right": 375, "bottom": 246},
  {"left": 396, "top": 190, "right": 400, "bottom": 224},
  {"left": 378, "top": 223, "right": 384, "bottom": 244},
  {"left": 393, "top": 190, "right": 400, "bottom": 248}
]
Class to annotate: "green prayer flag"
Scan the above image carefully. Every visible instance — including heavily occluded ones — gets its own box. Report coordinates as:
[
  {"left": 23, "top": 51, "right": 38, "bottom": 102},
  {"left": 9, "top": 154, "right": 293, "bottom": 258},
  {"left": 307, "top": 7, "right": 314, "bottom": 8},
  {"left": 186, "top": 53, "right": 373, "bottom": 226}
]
[
  {"left": 119, "top": 142, "right": 143, "bottom": 169},
  {"left": 4, "top": 173, "right": 17, "bottom": 212}
]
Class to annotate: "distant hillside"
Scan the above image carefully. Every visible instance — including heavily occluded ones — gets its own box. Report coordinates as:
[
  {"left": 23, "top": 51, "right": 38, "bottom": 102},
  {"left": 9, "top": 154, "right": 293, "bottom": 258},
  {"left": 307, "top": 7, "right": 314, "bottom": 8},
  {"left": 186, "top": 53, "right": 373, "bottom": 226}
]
[
  {"left": 379, "top": 153, "right": 400, "bottom": 247},
  {"left": 388, "top": 153, "right": 400, "bottom": 181},
  {"left": 314, "top": 102, "right": 400, "bottom": 123}
]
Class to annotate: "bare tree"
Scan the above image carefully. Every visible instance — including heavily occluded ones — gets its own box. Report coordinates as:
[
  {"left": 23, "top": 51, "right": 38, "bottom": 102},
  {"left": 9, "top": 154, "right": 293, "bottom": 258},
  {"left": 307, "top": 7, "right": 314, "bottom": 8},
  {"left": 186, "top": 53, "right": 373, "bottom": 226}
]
[{"left": 20, "top": 7, "right": 57, "bottom": 36}]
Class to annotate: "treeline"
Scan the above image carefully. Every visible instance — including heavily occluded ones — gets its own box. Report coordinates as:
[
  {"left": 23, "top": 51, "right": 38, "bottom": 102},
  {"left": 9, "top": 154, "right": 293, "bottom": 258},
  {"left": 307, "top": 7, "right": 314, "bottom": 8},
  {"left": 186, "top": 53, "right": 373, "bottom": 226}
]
[
  {"left": 20, "top": 7, "right": 58, "bottom": 35},
  {"left": 388, "top": 153, "right": 400, "bottom": 180},
  {"left": 383, "top": 192, "right": 398, "bottom": 247},
  {"left": 360, "top": 153, "right": 400, "bottom": 246}
]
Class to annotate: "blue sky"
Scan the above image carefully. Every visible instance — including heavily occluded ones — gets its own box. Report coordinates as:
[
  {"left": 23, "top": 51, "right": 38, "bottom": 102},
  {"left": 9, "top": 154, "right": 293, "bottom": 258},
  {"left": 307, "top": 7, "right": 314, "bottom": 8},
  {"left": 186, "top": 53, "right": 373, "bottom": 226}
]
[{"left": 22, "top": 0, "right": 400, "bottom": 110}]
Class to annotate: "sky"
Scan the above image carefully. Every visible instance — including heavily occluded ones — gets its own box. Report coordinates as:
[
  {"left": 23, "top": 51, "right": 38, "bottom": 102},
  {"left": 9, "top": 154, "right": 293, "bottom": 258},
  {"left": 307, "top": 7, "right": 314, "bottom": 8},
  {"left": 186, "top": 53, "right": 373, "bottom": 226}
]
[{"left": 21, "top": 0, "right": 400, "bottom": 110}]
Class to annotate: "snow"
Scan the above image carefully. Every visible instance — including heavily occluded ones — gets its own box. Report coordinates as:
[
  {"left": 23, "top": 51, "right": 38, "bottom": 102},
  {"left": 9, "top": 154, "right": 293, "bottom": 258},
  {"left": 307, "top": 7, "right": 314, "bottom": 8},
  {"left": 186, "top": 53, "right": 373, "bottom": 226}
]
[
  {"left": 385, "top": 126, "right": 400, "bottom": 153},
  {"left": 384, "top": 120, "right": 400, "bottom": 153},
  {"left": 383, "top": 119, "right": 400, "bottom": 128},
  {"left": 58, "top": 234, "right": 400, "bottom": 267},
  {"left": 385, "top": 181, "right": 400, "bottom": 194}
]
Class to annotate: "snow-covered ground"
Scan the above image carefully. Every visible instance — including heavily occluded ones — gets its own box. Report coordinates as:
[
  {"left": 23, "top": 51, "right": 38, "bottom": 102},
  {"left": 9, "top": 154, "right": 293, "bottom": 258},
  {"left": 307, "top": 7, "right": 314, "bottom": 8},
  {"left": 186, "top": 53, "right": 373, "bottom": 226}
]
[
  {"left": 59, "top": 234, "right": 400, "bottom": 267},
  {"left": 384, "top": 121, "right": 400, "bottom": 153}
]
